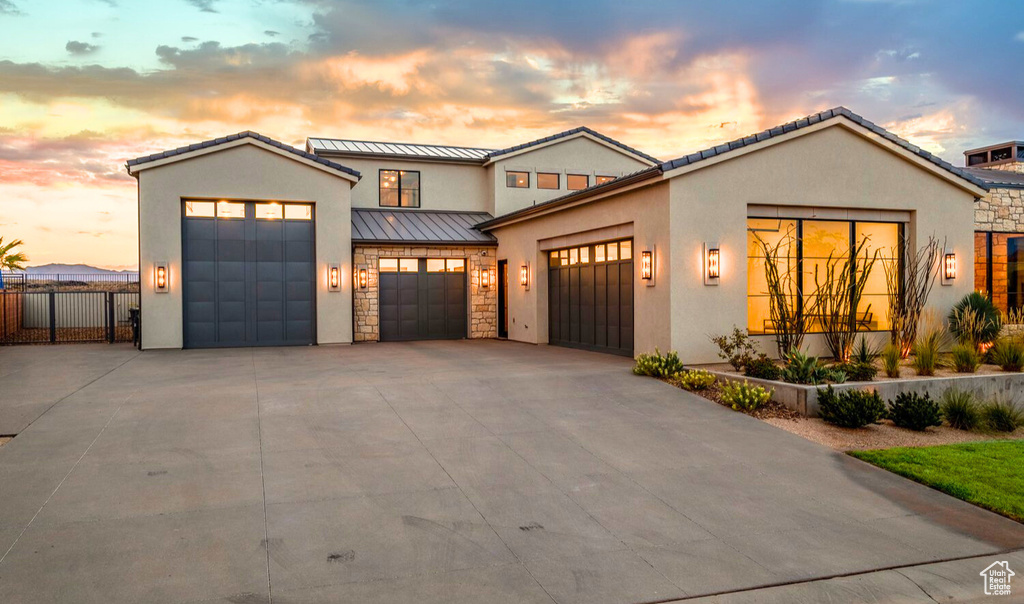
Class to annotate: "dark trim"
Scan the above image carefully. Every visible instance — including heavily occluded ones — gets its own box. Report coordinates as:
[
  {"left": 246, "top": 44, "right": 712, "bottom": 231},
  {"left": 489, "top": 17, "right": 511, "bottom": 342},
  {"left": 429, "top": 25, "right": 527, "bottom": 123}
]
[
  {"left": 537, "top": 172, "right": 560, "bottom": 190},
  {"left": 353, "top": 238, "right": 498, "bottom": 247},
  {"left": 485, "top": 126, "right": 661, "bottom": 165},
  {"left": 986, "top": 232, "right": 994, "bottom": 297},
  {"left": 378, "top": 168, "right": 421, "bottom": 208},
  {"left": 505, "top": 170, "right": 531, "bottom": 189}
]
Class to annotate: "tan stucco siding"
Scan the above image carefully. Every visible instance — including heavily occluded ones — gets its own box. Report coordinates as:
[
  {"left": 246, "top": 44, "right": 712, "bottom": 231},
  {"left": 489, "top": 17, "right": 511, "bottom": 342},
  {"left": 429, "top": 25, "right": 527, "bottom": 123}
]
[
  {"left": 490, "top": 137, "right": 652, "bottom": 217},
  {"left": 137, "top": 143, "right": 354, "bottom": 349},
  {"left": 331, "top": 156, "right": 489, "bottom": 213},
  {"left": 669, "top": 122, "right": 977, "bottom": 362},
  {"left": 489, "top": 181, "right": 671, "bottom": 354}
]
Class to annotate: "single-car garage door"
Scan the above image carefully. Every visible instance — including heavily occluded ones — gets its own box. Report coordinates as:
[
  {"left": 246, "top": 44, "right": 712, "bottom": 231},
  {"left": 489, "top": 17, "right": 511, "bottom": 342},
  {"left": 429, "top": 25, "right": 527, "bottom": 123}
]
[
  {"left": 548, "top": 239, "right": 634, "bottom": 356},
  {"left": 379, "top": 258, "right": 467, "bottom": 341},
  {"left": 182, "top": 200, "right": 315, "bottom": 348}
]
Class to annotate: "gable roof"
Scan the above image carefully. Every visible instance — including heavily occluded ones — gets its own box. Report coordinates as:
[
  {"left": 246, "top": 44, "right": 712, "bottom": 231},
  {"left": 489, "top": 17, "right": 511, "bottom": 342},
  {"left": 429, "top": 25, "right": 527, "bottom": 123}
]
[
  {"left": 307, "top": 138, "right": 494, "bottom": 162},
  {"left": 126, "top": 131, "right": 361, "bottom": 180},
  {"left": 963, "top": 166, "right": 1024, "bottom": 189},
  {"left": 660, "top": 107, "right": 988, "bottom": 190},
  {"left": 352, "top": 209, "right": 497, "bottom": 246},
  {"left": 484, "top": 126, "right": 660, "bottom": 165}
]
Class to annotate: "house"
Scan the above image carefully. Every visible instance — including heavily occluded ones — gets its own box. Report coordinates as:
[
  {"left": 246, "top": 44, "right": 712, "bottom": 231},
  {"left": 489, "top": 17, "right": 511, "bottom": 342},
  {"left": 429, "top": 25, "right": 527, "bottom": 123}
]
[
  {"left": 980, "top": 560, "right": 1014, "bottom": 596},
  {"left": 127, "top": 107, "right": 986, "bottom": 362}
]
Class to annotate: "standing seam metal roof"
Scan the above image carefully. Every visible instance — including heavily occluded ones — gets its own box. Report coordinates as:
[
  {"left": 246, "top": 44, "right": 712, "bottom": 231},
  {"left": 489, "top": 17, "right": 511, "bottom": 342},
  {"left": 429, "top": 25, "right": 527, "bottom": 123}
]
[
  {"left": 308, "top": 138, "right": 494, "bottom": 161},
  {"left": 352, "top": 209, "right": 497, "bottom": 245}
]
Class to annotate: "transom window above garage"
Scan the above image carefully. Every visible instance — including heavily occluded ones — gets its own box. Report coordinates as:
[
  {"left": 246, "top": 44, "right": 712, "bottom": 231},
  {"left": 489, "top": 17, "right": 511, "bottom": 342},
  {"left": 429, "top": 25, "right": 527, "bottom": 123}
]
[
  {"left": 379, "top": 169, "right": 421, "bottom": 208},
  {"left": 549, "top": 239, "right": 632, "bottom": 267},
  {"left": 426, "top": 259, "right": 466, "bottom": 272}
]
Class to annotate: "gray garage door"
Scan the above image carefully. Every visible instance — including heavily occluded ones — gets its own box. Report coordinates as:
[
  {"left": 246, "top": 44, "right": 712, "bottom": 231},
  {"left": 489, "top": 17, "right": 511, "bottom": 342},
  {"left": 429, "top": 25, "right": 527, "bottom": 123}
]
[
  {"left": 182, "top": 200, "right": 315, "bottom": 348},
  {"left": 548, "top": 239, "right": 634, "bottom": 357},
  {"left": 379, "top": 258, "right": 466, "bottom": 341}
]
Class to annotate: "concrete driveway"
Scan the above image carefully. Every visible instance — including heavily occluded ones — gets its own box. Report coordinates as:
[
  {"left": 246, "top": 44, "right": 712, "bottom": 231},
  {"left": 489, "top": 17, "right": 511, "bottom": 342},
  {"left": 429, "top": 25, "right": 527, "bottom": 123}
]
[{"left": 0, "top": 341, "right": 1022, "bottom": 603}]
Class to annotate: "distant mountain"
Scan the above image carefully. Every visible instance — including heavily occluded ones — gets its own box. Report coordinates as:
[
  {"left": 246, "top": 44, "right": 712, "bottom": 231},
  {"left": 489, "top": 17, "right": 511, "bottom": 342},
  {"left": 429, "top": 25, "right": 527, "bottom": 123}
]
[{"left": 21, "top": 264, "right": 137, "bottom": 275}]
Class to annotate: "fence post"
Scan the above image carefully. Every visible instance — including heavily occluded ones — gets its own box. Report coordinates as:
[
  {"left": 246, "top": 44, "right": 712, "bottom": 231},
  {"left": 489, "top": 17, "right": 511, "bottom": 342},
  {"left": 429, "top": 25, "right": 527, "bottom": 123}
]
[
  {"left": 48, "top": 291, "right": 56, "bottom": 343},
  {"left": 107, "top": 292, "right": 116, "bottom": 343}
]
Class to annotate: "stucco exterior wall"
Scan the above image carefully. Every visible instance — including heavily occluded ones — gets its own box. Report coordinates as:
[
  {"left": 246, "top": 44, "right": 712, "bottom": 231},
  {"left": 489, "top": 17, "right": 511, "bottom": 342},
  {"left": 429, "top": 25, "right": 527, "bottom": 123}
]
[
  {"left": 328, "top": 156, "right": 490, "bottom": 213},
  {"left": 669, "top": 122, "right": 978, "bottom": 363},
  {"left": 489, "top": 182, "right": 671, "bottom": 355},
  {"left": 136, "top": 143, "right": 354, "bottom": 349},
  {"left": 489, "top": 136, "right": 652, "bottom": 217}
]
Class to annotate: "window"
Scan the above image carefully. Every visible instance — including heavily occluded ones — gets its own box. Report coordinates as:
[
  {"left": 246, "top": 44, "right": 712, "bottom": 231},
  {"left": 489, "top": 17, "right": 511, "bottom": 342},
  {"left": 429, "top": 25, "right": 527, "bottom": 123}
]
[
  {"left": 506, "top": 171, "right": 529, "bottom": 188},
  {"left": 427, "top": 258, "right": 446, "bottom": 272},
  {"left": 285, "top": 204, "right": 312, "bottom": 220},
  {"left": 567, "top": 174, "right": 588, "bottom": 190},
  {"left": 399, "top": 258, "right": 418, "bottom": 272},
  {"left": 595, "top": 175, "right": 615, "bottom": 185},
  {"left": 976, "top": 232, "right": 1024, "bottom": 314},
  {"left": 606, "top": 242, "right": 618, "bottom": 261},
  {"left": 569, "top": 248, "right": 579, "bottom": 265},
  {"left": 537, "top": 173, "right": 559, "bottom": 190},
  {"left": 255, "top": 203, "right": 283, "bottom": 220},
  {"left": 379, "top": 169, "right": 420, "bottom": 207},
  {"left": 445, "top": 259, "right": 465, "bottom": 272},
  {"left": 184, "top": 201, "right": 215, "bottom": 217},
  {"left": 746, "top": 218, "right": 902, "bottom": 334},
  {"left": 619, "top": 240, "right": 631, "bottom": 260},
  {"left": 379, "top": 258, "right": 399, "bottom": 272},
  {"left": 595, "top": 244, "right": 606, "bottom": 263},
  {"left": 216, "top": 201, "right": 245, "bottom": 219},
  {"left": 548, "top": 240, "right": 631, "bottom": 267}
]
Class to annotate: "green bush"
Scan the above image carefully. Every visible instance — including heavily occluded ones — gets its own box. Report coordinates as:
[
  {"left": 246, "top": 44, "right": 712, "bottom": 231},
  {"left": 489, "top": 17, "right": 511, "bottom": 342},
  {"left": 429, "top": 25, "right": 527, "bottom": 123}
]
[
  {"left": 949, "top": 292, "right": 1001, "bottom": 347},
  {"left": 850, "top": 336, "right": 880, "bottom": 365},
  {"left": 675, "top": 369, "right": 716, "bottom": 391},
  {"left": 817, "top": 386, "right": 886, "bottom": 428},
  {"left": 981, "top": 400, "right": 1023, "bottom": 432},
  {"left": 888, "top": 392, "right": 943, "bottom": 431},
  {"left": 989, "top": 337, "right": 1024, "bottom": 372},
  {"left": 881, "top": 343, "right": 902, "bottom": 378},
  {"left": 781, "top": 350, "right": 828, "bottom": 385},
  {"left": 823, "top": 368, "right": 848, "bottom": 384},
  {"left": 834, "top": 360, "right": 878, "bottom": 382},
  {"left": 710, "top": 327, "right": 758, "bottom": 371},
  {"left": 940, "top": 389, "right": 980, "bottom": 431},
  {"left": 950, "top": 343, "right": 981, "bottom": 374},
  {"left": 911, "top": 332, "right": 944, "bottom": 376},
  {"left": 720, "top": 380, "right": 773, "bottom": 412},
  {"left": 744, "top": 355, "right": 781, "bottom": 381},
  {"left": 633, "top": 348, "right": 685, "bottom": 378}
]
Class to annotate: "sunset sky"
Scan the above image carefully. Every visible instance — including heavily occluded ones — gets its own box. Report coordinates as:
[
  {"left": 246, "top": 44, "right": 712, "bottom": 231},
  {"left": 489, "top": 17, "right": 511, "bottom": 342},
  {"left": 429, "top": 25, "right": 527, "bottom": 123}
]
[{"left": 1, "top": 0, "right": 1022, "bottom": 269}]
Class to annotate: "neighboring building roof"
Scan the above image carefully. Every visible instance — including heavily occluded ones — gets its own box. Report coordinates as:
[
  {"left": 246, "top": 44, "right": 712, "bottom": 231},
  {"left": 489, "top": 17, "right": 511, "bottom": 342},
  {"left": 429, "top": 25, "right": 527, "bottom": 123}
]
[
  {"left": 308, "top": 138, "right": 495, "bottom": 162},
  {"left": 964, "top": 167, "right": 1024, "bottom": 189},
  {"left": 352, "top": 209, "right": 497, "bottom": 246},
  {"left": 127, "top": 131, "right": 361, "bottom": 178},
  {"left": 660, "top": 107, "right": 989, "bottom": 190},
  {"left": 484, "top": 126, "right": 661, "bottom": 165}
]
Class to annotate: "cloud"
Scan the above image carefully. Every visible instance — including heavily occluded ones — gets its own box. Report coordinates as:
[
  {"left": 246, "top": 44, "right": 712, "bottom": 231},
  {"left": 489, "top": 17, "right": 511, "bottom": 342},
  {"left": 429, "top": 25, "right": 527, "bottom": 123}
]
[
  {"left": 66, "top": 41, "right": 100, "bottom": 55},
  {"left": 264, "top": 30, "right": 279, "bottom": 37},
  {"left": 92, "top": 32, "right": 103, "bottom": 38},
  {"left": 185, "top": 0, "right": 217, "bottom": 13},
  {"left": 181, "top": 36, "right": 198, "bottom": 42},
  {"left": 1017, "top": 31, "right": 1024, "bottom": 42},
  {"left": 0, "top": 0, "right": 20, "bottom": 15}
]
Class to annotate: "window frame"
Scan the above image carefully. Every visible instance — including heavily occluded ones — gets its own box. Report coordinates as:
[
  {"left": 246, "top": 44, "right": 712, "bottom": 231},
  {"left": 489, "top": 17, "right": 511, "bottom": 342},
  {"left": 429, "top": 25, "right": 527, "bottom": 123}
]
[
  {"left": 506, "top": 171, "right": 530, "bottom": 188},
  {"left": 537, "top": 172, "right": 560, "bottom": 190},
  {"left": 379, "top": 168, "right": 421, "bottom": 208},
  {"left": 566, "top": 174, "right": 589, "bottom": 190}
]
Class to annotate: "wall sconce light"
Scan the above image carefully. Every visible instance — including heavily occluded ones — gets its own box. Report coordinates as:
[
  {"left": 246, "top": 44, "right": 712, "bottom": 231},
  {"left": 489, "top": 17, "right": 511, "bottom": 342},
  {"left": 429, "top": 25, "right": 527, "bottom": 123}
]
[
  {"left": 520, "top": 263, "right": 530, "bottom": 290},
  {"left": 942, "top": 250, "right": 957, "bottom": 285},
  {"left": 358, "top": 268, "right": 368, "bottom": 290},
  {"left": 640, "top": 249, "right": 654, "bottom": 286},
  {"left": 154, "top": 262, "right": 169, "bottom": 293},
  {"left": 328, "top": 264, "right": 341, "bottom": 292},
  {"left": 480, "top": 267, "right": 491, "bottom": 289},
  {"left": 703, "top": 243, "right": 720, "bottom": 286}
]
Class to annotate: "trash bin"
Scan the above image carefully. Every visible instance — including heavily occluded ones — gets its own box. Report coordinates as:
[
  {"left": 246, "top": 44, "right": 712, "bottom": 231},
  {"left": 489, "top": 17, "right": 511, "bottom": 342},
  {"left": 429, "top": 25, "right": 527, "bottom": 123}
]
[{"left": 129, "top": 307, "right": 141, "bottom": 349}]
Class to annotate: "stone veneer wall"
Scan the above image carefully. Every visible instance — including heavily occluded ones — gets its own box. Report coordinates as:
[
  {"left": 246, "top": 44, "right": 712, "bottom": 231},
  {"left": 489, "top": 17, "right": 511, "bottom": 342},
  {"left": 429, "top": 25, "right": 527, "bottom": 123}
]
[
  {"left": 980, "top": 162, "right": 1024, "bottom": 175},
  {"left": 352, "top": 245, "right": 497, "bottom": 342},
  {"left": 975, "top": 185, "right": 1024, "bottom": 232}
]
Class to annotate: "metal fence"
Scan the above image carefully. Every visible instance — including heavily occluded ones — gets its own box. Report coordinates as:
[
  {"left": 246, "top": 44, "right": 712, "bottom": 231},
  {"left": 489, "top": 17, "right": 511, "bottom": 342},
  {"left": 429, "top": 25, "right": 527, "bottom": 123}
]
[
  {"left": 0, "top": 272, "right": 140, "bottom": 292},
  {"left": 0, "top": 291, "right": 139, "bottom": 344}
]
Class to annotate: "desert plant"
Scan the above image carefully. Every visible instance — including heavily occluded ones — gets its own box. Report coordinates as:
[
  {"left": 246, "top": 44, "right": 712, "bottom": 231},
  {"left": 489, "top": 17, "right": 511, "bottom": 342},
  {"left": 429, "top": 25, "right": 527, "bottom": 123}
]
[
  {"left": 675, "top": 369, "right": 716, "bottom": 391},
  {"left": 710, "top": 327, "right": 758, "bottom": 371},
  {"left": 888, "top": 392, "right": 942, "bottom": 431},
  {"left": 1003, "top": 307, "right": 1024, "bottom": 327},
  {"left": 981, "top": 400, "right": 1023, "bottom": 432},
  {"left": 940, "top": 389, "right": 980, "bottom": 430},
  {"left": 950, "top": 343, "right": 981, "bottom": 373},
  {"left": 806, "top": 237, "right": 880, "bottom": 361},
  {"left": 989, "top": 337, "right": 1024, "bottom": 372},
  {"left": 881, "top": 343, "right": 902, "bottom": 378},
  {"left": 720, "top": 380, "right": 773, "bottom": 412},
  {"left": 833, "top": 361, "right": 878, "bottom": 382},
  {"left": 823, "top": 368, "right": 848, "bottom": 383},
  {"left": 948, "top": 292, "right": 1001, "bottom": 348},
  {"left": 817, "top": 386, "right": 887, "bottom": 428},
  {"left": 750, "top": 227, "right": 806, "bottom": 356},
  {"left": 633, "top": 348, "right": 685, "bottom": 378},
  {"left": 743, "top": 355, "right": 781, "bottom": 381},
  {"left": 883, "top": 236, "right": 942, "bottom": 357},
  {"left": 0, "top": 237, "right": 27, "bottom": 272},
  {"left": 910, "top": 315, "right": 948, "bottom": 376},
  {"left": 781, "top": 350, "right": 827, "bottom": 385},
  {"left": 850, "top": 336, "right": 881, "bottom": 365}
]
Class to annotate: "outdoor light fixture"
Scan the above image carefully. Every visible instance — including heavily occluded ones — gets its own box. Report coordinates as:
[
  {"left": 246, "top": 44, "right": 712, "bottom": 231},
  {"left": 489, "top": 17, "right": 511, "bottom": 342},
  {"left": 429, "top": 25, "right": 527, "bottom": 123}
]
[
  {"left": 520, "top": 263, "right": 530, "bottom": 290},
  {"left": 640, "top": 250, "right": 653, "bottom": 281},
  {"left": 481, "top": 267, "right": 491, "bottom": 289},
  {"left": 328, "top": 264, "right": 341, "bottom": 292},
  {"left": 703, "top": 243, "right": 720, "bottom": 286},
  {"left": 943, "top": 251, "right": 957, "bottom": 285},
  {"left": 154, "top": 262, "right": 169, "bottom": 293},
  {"left": 358, "top": 268, "right": 368, "bottom": 289}
]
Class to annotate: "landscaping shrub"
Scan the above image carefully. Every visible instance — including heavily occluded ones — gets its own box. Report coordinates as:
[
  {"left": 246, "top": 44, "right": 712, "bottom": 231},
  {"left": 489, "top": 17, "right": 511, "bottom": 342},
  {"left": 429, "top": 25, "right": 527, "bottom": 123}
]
[
  {"left": 981, "top": 400, "right": 1024, "bottom": 432},
  {"left": 948, "top": 292, "right": 1001, "bottom": 347},
  {"left": 781, "top": 350, "right": 828, "bottom": 385},
  {"left": 950, "top": 343, "right": 982, "bottom": 374},
  {"left": 743, "top": 355, "right": 781, "bottom": 381},
  {"left": 675, "top": 369, "right": 716, "bottom": 391},
  {"left": 881, "top": 343, "right": 902, "bottom": 378},
  {"left": 822, "top": 368, "right": 848, "bottom": 384},
  {"left": 720, "top": 380, "right": 773, "bottom": 412},
  {"left": 850, "top": 336, "right": 880, "bottom": 365},
  {"left": 817, "top": 386, "right": 886, "bottom": 428},
  {"left": 911, "top": 330, "right": 945, "bottom": 376},
  {"left": 834, "top": 361, "right": 878, "bottom": 382},
  {"left": 940, "top": 389, "right": 980, "bottom": 431},
  {"left": 632, "top": 348, "right": 685, "bottom": 378},
  {"left": 888, "top": 392, "right": 943, "bottom": 431},
  {"left": 710, "top": 327, "right": 758, "bottom": 371},
  {"left": 989, "top": 337, "right": 1024, "bottom": 372}
]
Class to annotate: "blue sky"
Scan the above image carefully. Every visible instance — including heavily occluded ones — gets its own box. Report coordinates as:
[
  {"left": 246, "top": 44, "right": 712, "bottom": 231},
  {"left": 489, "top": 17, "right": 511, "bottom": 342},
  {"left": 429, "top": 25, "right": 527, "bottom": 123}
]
[{"left": 0, "top": 0, "right": 1022, "bottom": 267}]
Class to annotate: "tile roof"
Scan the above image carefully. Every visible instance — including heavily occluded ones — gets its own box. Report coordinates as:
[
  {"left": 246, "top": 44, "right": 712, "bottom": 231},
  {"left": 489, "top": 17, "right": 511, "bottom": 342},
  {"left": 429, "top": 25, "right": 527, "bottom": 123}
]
[
  {"left": 352, "top": 209, "right": 498, "bottom": 245},
  {"left": 127, "top": 131, "right": 361, "bottom": 178},
  {"left": 660, "top": 107, "right": 989, "bottom": 190},
  {"left": 484, "top": 126, "right": 661, "bottom": 164},
  {"left": 963, "top": 167, "right": 1024, "bottom": 189},
  {"left": 308, "top": 138, "right": 494, "bottom": 161}
]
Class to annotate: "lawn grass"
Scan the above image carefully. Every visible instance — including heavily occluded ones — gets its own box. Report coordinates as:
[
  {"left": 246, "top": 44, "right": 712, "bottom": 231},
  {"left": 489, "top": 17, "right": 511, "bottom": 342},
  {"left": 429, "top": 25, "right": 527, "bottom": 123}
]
[{"left": 850, "top": 440, "right": 1024, "bottom": 523}]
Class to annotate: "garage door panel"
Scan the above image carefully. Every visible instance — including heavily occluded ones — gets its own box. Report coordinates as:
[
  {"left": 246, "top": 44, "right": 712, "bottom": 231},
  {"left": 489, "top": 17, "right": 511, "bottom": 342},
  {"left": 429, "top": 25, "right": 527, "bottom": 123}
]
[
  {"left": 287, "top": 320, "right": 313, "bottom": 341},
  {"left": 286, "top": 300, "right": 312, "bottom": 321},
  {"left": 185, "top": 239, "right": 216, "bottom": 261},
  {"left": 186, "top": 280, "right": 216, "bottom": 303},
  {"left": 186, "top": 321, "right": 216, "bottom": 345},
  {"left": 185, "top": 219, "right": 216, "bottom": 240},
  {"left": 285, "top": 261, "right": 312, "bottom": 281},
  {"left": 256, "top": 241, "right": 283, "bottom": 262},
  {"left": 284, "top": 221, "right": 313, "bottom": 241},
  {"left": 548, "top": 241, "right": 632, "bottom": 356},
  {"left": 378, "top": 259, "right": 467, "bottom": 342},
  {"left": 285, "top": 240, "right": 313, "bottom": 260}
]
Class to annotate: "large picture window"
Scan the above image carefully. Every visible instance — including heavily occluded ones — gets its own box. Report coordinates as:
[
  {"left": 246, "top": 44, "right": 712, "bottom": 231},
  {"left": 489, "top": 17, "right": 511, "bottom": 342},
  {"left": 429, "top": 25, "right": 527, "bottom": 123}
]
[
  {"left": 747, "top": 218, "right": 901, "bottom": 335},
  {"left": 379, "top": 169, "right": 420, "bottom": 207}
]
